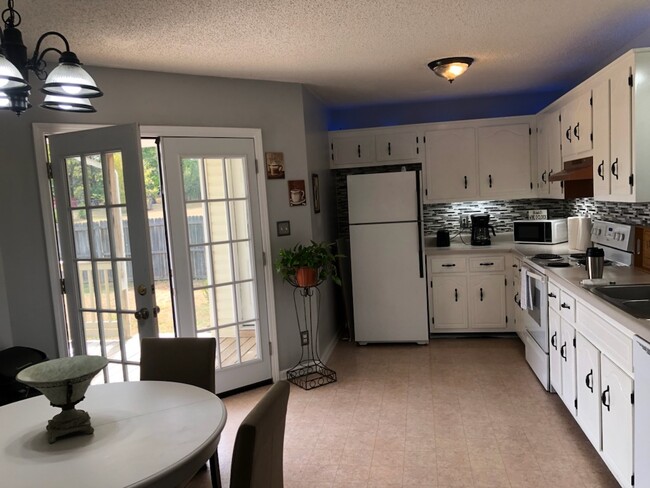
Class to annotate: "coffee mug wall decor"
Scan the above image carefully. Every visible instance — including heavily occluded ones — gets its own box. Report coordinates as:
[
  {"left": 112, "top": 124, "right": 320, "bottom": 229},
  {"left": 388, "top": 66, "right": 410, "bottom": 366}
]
[
  {"left": 288, "top": 180, "right": 307, "bottom": 206},
  {"left": 265, "top": 152, "right": 285, "bottom": 179}
]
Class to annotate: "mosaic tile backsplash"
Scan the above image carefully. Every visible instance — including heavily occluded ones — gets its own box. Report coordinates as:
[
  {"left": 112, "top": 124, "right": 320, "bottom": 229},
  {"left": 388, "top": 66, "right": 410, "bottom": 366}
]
[{"left": 334, "top": 165, "right": 650, "bottom": 237}]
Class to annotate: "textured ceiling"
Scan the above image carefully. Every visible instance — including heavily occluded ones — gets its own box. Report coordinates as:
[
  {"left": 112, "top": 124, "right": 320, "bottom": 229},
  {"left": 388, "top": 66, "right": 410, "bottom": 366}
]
[{"left": 9, "top": 0, "right": 650, "bottom": 105}]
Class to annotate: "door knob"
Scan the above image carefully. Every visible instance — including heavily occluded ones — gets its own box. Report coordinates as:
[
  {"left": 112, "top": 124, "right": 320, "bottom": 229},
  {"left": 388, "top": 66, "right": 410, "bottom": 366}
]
[{"left": 134, "top": 308, "right": 150, "bottom": 320}]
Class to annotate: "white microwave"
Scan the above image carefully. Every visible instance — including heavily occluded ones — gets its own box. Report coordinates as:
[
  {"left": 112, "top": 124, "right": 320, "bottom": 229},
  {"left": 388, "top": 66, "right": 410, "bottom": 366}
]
[{"left": 514, "top": 219, "right": 568, "bottom": 244}]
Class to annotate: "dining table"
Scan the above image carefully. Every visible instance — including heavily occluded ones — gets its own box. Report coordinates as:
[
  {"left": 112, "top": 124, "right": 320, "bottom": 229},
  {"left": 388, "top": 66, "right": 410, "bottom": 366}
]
[{"left": 0, "top": 380, "right": 227, "bottom": 488}]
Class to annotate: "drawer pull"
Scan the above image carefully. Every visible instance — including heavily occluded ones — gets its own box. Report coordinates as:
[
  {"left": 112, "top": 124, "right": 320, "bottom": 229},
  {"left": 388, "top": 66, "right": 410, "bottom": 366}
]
[
  {"left": 479, "top": 262, "right": 494, "bottom": 266},
  {"left": 548, "top": 292, "right": 557, "bottom": 298},
  {"left": 541, "top": 170, "right": 547, "bottom": 183},
  {"left": 464, "top": 175, "right": 468, "bottom": 189},
  {"left": 480, "top": 288, "right": 484, "bottom": 301},
  {"left": 551, "top": 332, "right": 557, "bottom": 349},
  {"left": 560, "top": 343, "right": 567, "bottom": 360},
  {"left": 601, "top": 386, "right": 611, "bottom": 411},
  {"left": 586, "top": 370, "right": 594, "bottom": 393},
  {"left": 454, "top": 288, "right": 458, "bottom": 302},
  {"left": 441, "top": 264, "right": 456, "bottom": 268},
  {"left": 561, "top": 302, "right": 571, "bottom": 309}
]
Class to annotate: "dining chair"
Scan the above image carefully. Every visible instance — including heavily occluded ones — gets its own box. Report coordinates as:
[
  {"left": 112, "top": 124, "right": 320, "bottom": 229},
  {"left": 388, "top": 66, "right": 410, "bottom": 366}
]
[
  {"left": 139, "top": 337, "right": 221, "bottom": 488},
  {"left": 229, "top": 380, "right": 291, "bottom": 488}
]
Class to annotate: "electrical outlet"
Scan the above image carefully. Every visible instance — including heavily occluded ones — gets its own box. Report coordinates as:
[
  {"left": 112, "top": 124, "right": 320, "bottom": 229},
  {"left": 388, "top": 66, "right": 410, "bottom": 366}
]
[
  {"left": 460, "top": 214, "right": 470, "bottom": 228},
  {"left": 300, "top": 330, "right": 309, "bottom": 346}
]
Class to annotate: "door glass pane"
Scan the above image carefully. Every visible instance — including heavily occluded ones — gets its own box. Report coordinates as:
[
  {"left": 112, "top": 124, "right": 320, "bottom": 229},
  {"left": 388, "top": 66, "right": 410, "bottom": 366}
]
[
  {"left": 77, "top": 262, "right": 96, "bottom": 309},
  {"left": 191, "top": 245, "right": 209, "bottom": 287},
  {"left": 225, "top": 158, "right": 246, "bottom": 198},
  {"left": 114, "top": 261, "right": 136, "bottom": 310},
  {"left": 65, "top": 156, "right": 84, "bottom": 207},
  {"left": 83, "top": 311, "right": 101, "bottom": 355},
  {"left": 181, "top": 158, "right": 201, "bottom": 201},
  {"left": 212, "top": 244, "right": 232, "bottom": 284},
  {"left": 205, "top": 158, "right": 225, "bottom": 199},
  {"left": 109, "top": 207, "right": 129, "bottom": 258},
  {"left": 209, "top": 202, "right": 229, "bottom": 241},
  {"left": 219, "top": 325, "right": 239, "bottom": 367},
  {"left": 229, "top": 201, "right": 249, "bottom": 240},
  {"left": 72, "top": 209, "right": 90, "bottom": 259},
  {"left": 101, "top": 312, "right": 122, "bottom": 361},
  {"left": 216, "top": 285, "right": 235, "bottom": 325},
  {"left": 239, "top": 323, "right": 258, "bottom": 362},
  {"left": 194, "top": 288, "right": 215, "bottom": 330},
  {"left": 105, "top": 151, "right": 126, "bottom": 205},
  {"left": 186, "top": 203, "right": 208, "bottom": 244},
  {"left": 236, "top": 282, "right": 256, "bottom": 322},
  {"left": 96, "top": 262, "right": 115, "bottom": 309},
  {"left": 90, "top": 208, "right": 109, "bottom": 258},
  {"left": 233, "top": 241, "right": 252, "bottom": 281},
  {"left": 84, "top": 153, "right": 105, "bottom": 206}
]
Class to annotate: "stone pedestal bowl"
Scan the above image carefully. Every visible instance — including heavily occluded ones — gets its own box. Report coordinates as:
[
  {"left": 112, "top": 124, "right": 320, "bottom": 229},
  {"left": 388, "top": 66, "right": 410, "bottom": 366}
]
[{"left": 16, "top": 355, "right": 108, "bottom": 444}]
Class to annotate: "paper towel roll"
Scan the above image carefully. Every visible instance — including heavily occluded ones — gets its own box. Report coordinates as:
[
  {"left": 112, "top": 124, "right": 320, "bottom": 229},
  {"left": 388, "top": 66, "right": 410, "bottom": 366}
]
[{"left": 568, "top": 216, "right": 592, "bottom": 251}]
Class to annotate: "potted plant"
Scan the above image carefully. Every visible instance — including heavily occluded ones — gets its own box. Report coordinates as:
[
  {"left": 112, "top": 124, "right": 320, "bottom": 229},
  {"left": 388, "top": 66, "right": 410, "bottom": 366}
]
[{"left": 275, "top": 241, "right": 341, "bottom": 287}]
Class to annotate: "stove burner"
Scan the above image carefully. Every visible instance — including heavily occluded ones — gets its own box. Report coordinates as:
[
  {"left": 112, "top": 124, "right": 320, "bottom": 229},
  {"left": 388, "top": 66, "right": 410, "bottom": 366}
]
[
  {"left": 533, "top": 253, "right": 562, "bottom": 260},
  {"left": 570, "top": 253, "right": 586, "bottom": 259},
  {"left": 546, "top": 262, "right": 572, "bottom": 268}
]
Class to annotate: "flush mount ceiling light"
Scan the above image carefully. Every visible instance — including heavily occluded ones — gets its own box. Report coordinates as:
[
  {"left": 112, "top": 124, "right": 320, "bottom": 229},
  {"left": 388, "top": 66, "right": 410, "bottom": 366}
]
[
  {"left": 0, "top": 0, "right": 103, "bottom": 115},
  {"left": 428, "top": 57, "right": 474, "bottom": 83}
]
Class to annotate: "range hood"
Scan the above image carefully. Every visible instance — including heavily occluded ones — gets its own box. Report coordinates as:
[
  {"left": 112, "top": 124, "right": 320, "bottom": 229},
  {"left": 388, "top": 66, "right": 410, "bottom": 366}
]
[{"left": 548, "top": 157, "right": 593, "bottom": 198}]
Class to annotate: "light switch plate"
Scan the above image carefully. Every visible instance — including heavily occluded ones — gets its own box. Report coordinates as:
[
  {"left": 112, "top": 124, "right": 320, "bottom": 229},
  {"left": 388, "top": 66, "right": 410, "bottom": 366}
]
[{"left": 277, "top": 220, "right": 291, "bottom": 236}]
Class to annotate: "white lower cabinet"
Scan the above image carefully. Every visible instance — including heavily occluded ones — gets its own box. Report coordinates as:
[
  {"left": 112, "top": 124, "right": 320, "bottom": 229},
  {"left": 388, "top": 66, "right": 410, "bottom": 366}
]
[
  {"left": 549, "top": 310, "right": 577, "bottom": 415},
  {"left": 601, "top": 354, "right": 634, "bottom": 488},
  {"left": 428, "top": 255, "right": 507, "bottom": 332},
  {"left": 431, "top": 275, "right": 468, "bottom": 329},
  {"left": 576, "top": 333, "right": 602, "bottom": 450}
]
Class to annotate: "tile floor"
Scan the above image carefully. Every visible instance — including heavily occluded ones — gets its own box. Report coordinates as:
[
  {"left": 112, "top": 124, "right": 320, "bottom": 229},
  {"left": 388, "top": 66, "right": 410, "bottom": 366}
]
[{"left": 187, "top": 337, "right": 620, "bottom": 488}]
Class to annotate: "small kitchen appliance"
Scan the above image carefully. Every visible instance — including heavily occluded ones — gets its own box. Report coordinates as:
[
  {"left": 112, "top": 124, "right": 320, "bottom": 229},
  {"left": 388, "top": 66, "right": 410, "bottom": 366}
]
[
  {"left": 436, "top": 229, "right": 450, "bottom": 247},
  {"left": 470, "top": 214, "right": 495, "bottom": 246},
  {"left": 514, "top": 218, "right": 568, "bottom": 244}
]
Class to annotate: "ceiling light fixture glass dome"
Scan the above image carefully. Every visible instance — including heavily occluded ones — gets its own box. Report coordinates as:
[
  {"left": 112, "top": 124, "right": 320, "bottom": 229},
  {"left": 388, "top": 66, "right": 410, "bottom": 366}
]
[
  {"left": 0, "top": 53, "right": 29, "bottom": 90},
  {"left": 41, "top": 51, "right": 103, "bottom": 98},
  {"left": 41, "top": 94, "right": 96, "bottom": 112},
  {"left": 428, "top": 57, "right": 474, "bottom": 83}
]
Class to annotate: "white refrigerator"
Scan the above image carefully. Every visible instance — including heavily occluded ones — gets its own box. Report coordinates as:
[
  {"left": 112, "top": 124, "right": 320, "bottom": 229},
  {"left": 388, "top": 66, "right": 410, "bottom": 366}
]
[{"left": 347, "top": 171, "right": 429, "bottom": 344}]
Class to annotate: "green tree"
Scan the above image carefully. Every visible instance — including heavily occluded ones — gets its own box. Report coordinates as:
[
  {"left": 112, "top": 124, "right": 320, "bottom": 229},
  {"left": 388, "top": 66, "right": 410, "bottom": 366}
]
[{"left": 142, "top": 146, "right": 161, "bottom": 202}]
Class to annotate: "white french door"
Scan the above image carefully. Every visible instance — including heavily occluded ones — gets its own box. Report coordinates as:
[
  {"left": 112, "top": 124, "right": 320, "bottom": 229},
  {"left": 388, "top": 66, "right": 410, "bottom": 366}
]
[
  {"left": 160, "top": 137, "right": 272, "bottom": 393},
  {"left": 49, "top": 124, "right": 158, "bottom": 383}
]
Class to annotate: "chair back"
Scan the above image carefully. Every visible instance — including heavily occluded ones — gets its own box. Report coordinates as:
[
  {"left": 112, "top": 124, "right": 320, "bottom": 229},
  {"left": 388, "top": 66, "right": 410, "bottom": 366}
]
[
  {"left": 230, "top": 381, "right": 290, "bottom": 488},
  {"left": 140, "top": 337, "right": 216, "bottom": 393}
]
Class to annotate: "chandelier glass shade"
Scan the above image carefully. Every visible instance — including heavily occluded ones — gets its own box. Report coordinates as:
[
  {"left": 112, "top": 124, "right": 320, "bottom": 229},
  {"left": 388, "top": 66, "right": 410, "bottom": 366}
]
[
  {"left": 428, "top": 57, "right": 474, "bottom": 83},
  {"left": 0, "top": 0, "right": 103, "bottom": 115}
]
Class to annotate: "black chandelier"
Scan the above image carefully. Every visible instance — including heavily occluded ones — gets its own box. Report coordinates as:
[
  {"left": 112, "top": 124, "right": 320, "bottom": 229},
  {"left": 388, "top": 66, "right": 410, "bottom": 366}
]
[{"left": 0, "top": 0, "right": 103, "bottom": 115}]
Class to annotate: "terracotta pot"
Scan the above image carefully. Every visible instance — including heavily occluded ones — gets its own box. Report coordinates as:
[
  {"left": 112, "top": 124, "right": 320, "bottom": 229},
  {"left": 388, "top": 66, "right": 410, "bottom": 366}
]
[{"left": 295, "top": 267, "right": 318, "bottom": 287}]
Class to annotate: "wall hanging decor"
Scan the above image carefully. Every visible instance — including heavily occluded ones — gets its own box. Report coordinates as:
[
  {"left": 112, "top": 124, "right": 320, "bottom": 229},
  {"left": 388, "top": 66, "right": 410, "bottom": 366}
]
[
  {"left": 288, "top": 179, "right": 306, "bottom": 207},
  {"left": 264, "top": 151, "right": 285, "bottom": 179},
  {"left": 312, "top": 173, "right": 320, "bottom": 214}
]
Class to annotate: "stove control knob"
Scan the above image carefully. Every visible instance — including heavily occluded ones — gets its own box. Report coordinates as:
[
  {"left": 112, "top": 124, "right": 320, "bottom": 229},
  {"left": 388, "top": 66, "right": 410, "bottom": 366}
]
[{"left": 619, "top": 233, "right": 626, "bottom": 241}]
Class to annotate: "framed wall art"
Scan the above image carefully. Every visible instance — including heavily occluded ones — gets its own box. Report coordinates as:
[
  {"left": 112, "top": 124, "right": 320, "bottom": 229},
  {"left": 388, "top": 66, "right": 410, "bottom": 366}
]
[
  {"left": 287, "top": 180, "right": 307, "bottom": 207},
  {"left": 264, "top": 152, "right": 285, "bottom": 179},
  {"left": 312, "top": 174, "right": 320, "bottom": 214}
]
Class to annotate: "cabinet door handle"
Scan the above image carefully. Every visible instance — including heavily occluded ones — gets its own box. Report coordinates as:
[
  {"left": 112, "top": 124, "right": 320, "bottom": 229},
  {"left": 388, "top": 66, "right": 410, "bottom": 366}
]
[
  {"left": 601, "top": 386, "right": 611, "bottom": 411},
  {"left": 541, "top": 170, "right": 547, "bottom": 183},
  {"left": 480, "top": 288, "right": 484, "bottom": 301},
  {"left": 464, "top": 175, "right": 468, "bottom": 189},
  {"left": 388, "top": 142, "right": 391, "bottom": 156},
  {"left": 598, "top": 161, "right": 604, "bottom": 180},
  {"left": 357, "top": 144, "right": 361, "bottom": 158},
  {"left": 566, "top": 126, "right": 572, "bottom": 142},
  {"left": 479, "top": 262, "right": 494, "bottom": 266},
  {"left": 611, "top": 158, "right": 619, "bottom": 179},
  {"left": 454, "top": 288, "right": 458, "bottom": 302},
  {"left": 560, "top": 343, "right": 567, "bottom": 360},
  {"left": 586, "top": 370, "right": 594, "bottom": 393},
  {"left": 573, "top": 122, "right": 580, "bottom": 140},
  {"left": 548, "top": 292, "right": 557, "bottom": 298},
  {"left": 488, "top": 174, "right": 493, "bottom": 188},
  {"left": 441, "top": 263, "right": 456, "bottom": 268},
  {"left": 549, "top": 169, "right": 554, "bottom": 181},
  {"left": 551, "top": 332, "right": 557, "bottom": 349},
  {"left": 561, "top": 302, "right": 571, "bottom": 309}
]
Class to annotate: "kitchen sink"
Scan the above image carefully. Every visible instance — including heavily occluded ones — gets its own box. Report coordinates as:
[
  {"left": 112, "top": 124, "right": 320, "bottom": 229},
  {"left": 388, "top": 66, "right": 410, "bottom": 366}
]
[{"left": 591, "top": 284, "right": 650, "bottom": 319}]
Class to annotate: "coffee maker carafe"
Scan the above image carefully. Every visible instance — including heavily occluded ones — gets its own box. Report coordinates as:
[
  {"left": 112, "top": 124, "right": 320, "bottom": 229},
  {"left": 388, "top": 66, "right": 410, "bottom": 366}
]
[{"left": 471, "top": 214, "right": 496, "bottom": 246}]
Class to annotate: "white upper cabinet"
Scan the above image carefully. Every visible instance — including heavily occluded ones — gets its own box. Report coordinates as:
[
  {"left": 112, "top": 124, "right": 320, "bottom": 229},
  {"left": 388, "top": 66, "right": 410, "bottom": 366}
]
[
  {"left": 424, "top": 127, "right": 478, "bottom": 201},
  {"left": 536, "top": 111, "right": 564, "bottom": 199},
  {"left": 561, "top": 91, "right": 593, "bottom": 160},
  {"left": 330, "top": 134, "right": 376, "bottom": 166},
  {"left": 478, "top": 123, "right": 533, "bottom": 199},
  {"left": 375, "top": 132, "right": 419, "bottom": 162}
]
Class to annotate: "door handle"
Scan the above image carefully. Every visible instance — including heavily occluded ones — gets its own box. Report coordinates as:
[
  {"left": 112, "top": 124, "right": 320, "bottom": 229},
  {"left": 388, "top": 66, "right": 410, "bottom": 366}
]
[
  {"left": 441, "top": 264, "right": 456, "bottom": 268},
  {"left": 153, "top": 306, "right": 160, "bottom": 318},
  {"left": 357, "top": 144, "right": 361, "bottom": 158},
  {"left": 566, "top": 126, "right": 572, "bottom": 142},
  {"left": 560, "top": 342, "right": 567, "bottom": 360},
  {"left": 601, "top": 386, "right": 611, "bottom": 411},
  {"left": 611, "top": 158, "right": 619, "bottom": 179},
  {"left": 598, "top": 161, "right": 604, "bottom": 180},
  {"left": 454, "top": 288, "right": 458, "bottom": 302},
  {"left": 548, "top": 292, "right": 557, "bottom": 298},
  {"left": 586, "top": 369, "right": 593, "bottom": 393},
  {"left": 561, "top": 302, "right": 571, "bottom": 309},
  {"left": 134, "top": 308, "right": 150, "bottom": 320},
  {"left": 480, "top": 288, "right": 484, "bottom": 301},
  {"left": 551, "top": 332, "right": 557, "bottom": 349},
  {"left": 479, "top": 262, "right": 494, "bottom": 266},
  {"left": 464, "top": 175, "right": 468, "bottom": 189},
  {"left": 541, "top": 171, "right": 546, "bottom": 183},
  {"left": 573, "top": 122, "right": 580, "bottom": 140},
  {"left": 388, "top": 142, "right": 391, "bottom": 156},
  {"left": 488, "top": 174, "right": 493, "bottom": 188}
]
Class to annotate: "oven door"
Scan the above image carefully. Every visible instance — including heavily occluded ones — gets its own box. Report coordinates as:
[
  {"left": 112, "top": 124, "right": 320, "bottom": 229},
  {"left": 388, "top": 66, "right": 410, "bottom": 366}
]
[{"left": 521, "top": 267, "right": 549, "bottom": 353}]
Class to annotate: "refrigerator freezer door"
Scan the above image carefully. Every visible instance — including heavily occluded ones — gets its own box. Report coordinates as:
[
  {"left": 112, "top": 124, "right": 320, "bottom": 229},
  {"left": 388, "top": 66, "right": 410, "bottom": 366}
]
[
  {"left": 347, "top": 172, "right": 419, "bottom": 224},
  {"left": 350, "top": 221, "right": 428, "bottom": 343}
]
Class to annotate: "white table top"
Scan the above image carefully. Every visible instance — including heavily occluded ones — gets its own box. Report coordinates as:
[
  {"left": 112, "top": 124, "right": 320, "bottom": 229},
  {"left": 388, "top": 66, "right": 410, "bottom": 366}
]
[{"left": 0, "top": 381, "right": 227, "bottom": 488}]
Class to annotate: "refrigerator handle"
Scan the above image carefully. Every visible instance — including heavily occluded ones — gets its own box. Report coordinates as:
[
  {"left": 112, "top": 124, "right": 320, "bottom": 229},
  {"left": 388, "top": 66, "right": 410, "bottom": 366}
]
[{"left": 416, "top": 170, "right": 424, "bottom": 278}]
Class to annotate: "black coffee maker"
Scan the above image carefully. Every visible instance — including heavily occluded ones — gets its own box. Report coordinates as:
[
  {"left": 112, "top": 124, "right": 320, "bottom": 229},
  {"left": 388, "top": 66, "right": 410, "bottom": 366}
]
[{"left": 471, "top": 214, "right": 496, "bottom": 246}]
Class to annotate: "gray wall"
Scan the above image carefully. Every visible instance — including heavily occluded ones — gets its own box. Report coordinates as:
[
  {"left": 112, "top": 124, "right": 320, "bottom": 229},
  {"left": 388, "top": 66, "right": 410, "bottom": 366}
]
[
  {"left": 0, "top": 245, "right": 12, "bottom": 349},
  {"left": 0, "top": 66, "right": 329, "bottom": 371}
]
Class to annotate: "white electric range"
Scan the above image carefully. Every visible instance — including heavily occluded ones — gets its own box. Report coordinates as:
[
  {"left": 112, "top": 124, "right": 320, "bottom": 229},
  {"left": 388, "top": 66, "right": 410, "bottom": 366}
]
[{"left": 519, "top": 220, "right": 634, "bottom": 391}]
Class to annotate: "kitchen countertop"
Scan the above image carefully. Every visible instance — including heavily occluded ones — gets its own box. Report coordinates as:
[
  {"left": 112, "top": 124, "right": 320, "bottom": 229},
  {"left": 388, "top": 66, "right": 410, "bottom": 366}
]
[{"left": 425, "top": 232, "right": 650, "bottom": 342}]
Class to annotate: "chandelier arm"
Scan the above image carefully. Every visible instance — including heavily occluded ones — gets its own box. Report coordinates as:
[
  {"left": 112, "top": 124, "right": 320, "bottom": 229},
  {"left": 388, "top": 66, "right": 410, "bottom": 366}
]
[{"left": 30, "top": 31, "right": 70, "bottom": 62}]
